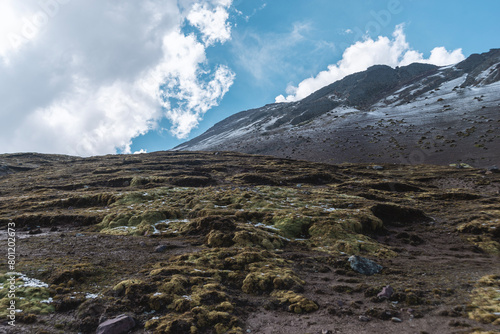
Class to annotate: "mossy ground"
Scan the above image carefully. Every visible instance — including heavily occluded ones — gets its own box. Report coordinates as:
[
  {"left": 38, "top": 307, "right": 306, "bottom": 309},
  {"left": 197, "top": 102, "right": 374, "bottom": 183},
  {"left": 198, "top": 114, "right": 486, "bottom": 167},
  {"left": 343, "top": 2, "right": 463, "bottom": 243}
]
[
  {"left": 0, "top": 273, "right": 54, "bottom": 319},
  {"left": 468, "top": 275, "right": 500, "bottom": 325},
  {"left": 0, "top": 151, "right": 499, "bottom": 333}
]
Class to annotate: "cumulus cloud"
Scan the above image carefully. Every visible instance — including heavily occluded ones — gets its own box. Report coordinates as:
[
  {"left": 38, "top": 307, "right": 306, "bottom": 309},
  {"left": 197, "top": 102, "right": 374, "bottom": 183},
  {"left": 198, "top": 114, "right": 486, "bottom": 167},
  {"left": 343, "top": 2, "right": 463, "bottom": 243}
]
[
  {"left": 0, "top": 0, "right": 234, "bottom": 156},
  {"left": 187, "top": 1, "right": 232, "bottom": 46},
  {"left": 276, "top": 24, "right": 465, "bottom": 103}
]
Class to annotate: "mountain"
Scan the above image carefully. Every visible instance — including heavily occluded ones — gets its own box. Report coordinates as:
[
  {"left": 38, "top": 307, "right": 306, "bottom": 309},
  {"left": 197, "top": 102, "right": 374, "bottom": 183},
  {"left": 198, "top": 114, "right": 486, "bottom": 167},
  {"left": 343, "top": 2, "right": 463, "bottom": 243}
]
[{"left": 174, "top": 49, "right": 500, "bottom": 167}]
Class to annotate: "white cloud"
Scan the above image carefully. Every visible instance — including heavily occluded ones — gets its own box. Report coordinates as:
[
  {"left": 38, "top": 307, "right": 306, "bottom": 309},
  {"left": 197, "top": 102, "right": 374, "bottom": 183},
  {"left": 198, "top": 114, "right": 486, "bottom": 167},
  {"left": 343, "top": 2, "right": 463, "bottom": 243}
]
[
  {"left": 0, "top": 0, "right": 234, "bottom": 156},
  {"left": 232, "top": 22, "right": 313, "bottom": 83},
  {"left": 187, "top": 1, "right": 232, "bottom": 46},
  {"left": 158, "top": 30, "right": 235, "bottom": 138},
  {"left": 276, "top": 24, "right": 465, "bottom": 103}
]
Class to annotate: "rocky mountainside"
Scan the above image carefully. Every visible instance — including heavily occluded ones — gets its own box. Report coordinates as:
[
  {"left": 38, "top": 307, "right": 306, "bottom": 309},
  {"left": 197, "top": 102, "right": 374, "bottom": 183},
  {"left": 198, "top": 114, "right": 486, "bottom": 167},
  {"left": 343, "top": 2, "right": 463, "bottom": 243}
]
[
  {"left": 0, "top": 151, "right": 499, "bottom": 333},
  {"left": 175, "top": 49, "right": 500, "bottom": 167}
]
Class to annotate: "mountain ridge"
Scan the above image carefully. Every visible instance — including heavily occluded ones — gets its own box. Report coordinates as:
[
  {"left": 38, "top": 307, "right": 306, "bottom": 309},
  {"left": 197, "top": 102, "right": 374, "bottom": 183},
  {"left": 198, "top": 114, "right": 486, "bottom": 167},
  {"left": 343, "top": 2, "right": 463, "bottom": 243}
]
[{"left": 174, "top": 49, "right": 500, "bottom": 167}]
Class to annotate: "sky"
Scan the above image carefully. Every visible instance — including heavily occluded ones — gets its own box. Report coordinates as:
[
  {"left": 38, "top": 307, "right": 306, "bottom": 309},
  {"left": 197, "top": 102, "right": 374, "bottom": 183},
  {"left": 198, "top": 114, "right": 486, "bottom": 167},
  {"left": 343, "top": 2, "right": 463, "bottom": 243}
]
[{"left": 0, "top": 0, "right": 499, "bottom": 156}]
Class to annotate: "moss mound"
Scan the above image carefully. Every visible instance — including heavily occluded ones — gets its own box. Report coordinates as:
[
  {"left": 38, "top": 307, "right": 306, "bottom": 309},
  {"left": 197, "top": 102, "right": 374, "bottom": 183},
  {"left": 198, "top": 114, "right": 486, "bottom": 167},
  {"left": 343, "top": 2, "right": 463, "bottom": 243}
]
[
  {"left": 468, "top": 275, "right": 500, "bottom": 325},
  {"left": 270, "top": 290, "right": 319, "bottom": 313},
  {"left": 0, "top": 273, "right": 54, "bottom": 319}
]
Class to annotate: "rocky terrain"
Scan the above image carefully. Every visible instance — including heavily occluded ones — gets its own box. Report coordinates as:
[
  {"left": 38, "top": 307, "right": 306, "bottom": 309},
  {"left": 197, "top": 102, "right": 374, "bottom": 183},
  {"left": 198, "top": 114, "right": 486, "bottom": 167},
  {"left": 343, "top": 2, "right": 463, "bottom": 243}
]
[
  {"left": 175, "top": 49, "right": 500, "bottom": 168},
  {"left": 0, "top": 151, "right": 499, "bottom": 333}
]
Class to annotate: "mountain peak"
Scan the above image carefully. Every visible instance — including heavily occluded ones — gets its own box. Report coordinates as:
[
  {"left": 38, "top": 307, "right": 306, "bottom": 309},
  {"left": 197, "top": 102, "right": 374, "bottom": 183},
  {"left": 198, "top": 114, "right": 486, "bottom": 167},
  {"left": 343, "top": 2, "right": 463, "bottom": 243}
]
[{"left": 174, "top": 50, "right": 500, "bottom": 167}]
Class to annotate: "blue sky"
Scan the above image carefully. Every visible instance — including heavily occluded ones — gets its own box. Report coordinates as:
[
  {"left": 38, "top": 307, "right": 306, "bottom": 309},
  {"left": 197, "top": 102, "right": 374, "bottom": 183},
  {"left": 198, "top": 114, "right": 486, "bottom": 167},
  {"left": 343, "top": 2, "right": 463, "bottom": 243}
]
[{"left": 0, "top": 0, "right": 499, "bottom": 156}]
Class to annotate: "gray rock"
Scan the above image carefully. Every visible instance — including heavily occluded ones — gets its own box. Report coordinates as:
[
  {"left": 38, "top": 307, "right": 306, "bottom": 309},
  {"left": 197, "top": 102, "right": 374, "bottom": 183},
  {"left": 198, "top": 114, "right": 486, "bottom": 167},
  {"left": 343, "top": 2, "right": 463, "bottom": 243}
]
[
  {"left": 28, "top": 228, "right": 43, "bottom": 235},
  {"left": 377, "top": 285, "right": 394, "bottom": 299},
  {"left": 372, "top": 165, "right": 384, "bottom": 170},
  {"left": 348, "top": 255, "right": 383, "bottom": 275},
  {"left": 391, "top": 317, "right": 402, "bottom": 323},
  {"left": 358, "top": 315, "right": 371, "bottom": 322},
  {"left": 154, "top": 245, "right": 168, "bottom": 253},
  {"left": 488, "top": 165, "right": 499, "bottom": 173},
  {"left": 96, "top": 314, "right": 135, "bottom": 334}
]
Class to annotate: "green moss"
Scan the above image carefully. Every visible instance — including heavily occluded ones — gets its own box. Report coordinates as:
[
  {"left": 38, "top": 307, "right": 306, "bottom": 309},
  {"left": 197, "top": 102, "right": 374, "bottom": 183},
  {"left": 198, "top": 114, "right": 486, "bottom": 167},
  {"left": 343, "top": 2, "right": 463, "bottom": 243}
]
[
  {"left": 191, "top": 285, "right": 228, "bottom": 306},
  {"left": 149, "top": 292, "right": 174, "bottom": 311},
  {"left": 145, "top": 313, "right": 195, "bottom": 334},
  {"left": 468, "top": 275, "right": 500, "bottom": 325},
  {"left": 216, "top": 301, "right": 234, "bottom": 312},
  {"left": 160, "top": 275, "right": 188, "bottom": 295},
  {"left": 49, "top": 263, "right": 99, "bottom": 284},
  {"left": 169, "top": 297, "right": 191, "bottom": 313},
  {"left": 112, "top": 279, "right": 143, "bottom": 296},
  {"left": 309, "top": 219, "right": 396, "bottom": 257},
  {"left": 272, "top": 214, "right": 311, "bottom": 238},
  {"left": 232, "top": 229, "right": 284, "bottom": 250},
  {"left": 270, "top": 290, "right": 319, "bottom": 313},
  {"left": 99, "top": 210, "right": 168, "bottom": 235},
  {"left": 241, "top": 268, "right": 304, "bottom": 295},
  {"left": 0, "top": 273, "right": 54, "bottom": 319}
]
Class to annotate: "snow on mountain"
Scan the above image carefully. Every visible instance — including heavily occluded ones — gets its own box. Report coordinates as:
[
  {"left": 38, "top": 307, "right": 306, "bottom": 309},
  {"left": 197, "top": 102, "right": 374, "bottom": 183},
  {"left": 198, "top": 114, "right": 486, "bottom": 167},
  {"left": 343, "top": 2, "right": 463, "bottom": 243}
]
[{"left": 174, "top": 49, "right": 500, "bottom": 167}]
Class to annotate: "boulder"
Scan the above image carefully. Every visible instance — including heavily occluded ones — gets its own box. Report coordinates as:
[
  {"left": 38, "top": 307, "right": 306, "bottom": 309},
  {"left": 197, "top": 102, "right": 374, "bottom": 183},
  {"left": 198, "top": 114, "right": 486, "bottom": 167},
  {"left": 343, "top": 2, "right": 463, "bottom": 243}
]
[
  {"left": 377, "top": 285, "right": 394, "bottom": 299},
  {"left": 96, "top": 314, "right": 135, "bottom": 334},
  {"left": 154, "top": 245, "right": 168, "bottom": 253},
  {"left": 348, "top": 255, "right": 382, "bottom": 275}
]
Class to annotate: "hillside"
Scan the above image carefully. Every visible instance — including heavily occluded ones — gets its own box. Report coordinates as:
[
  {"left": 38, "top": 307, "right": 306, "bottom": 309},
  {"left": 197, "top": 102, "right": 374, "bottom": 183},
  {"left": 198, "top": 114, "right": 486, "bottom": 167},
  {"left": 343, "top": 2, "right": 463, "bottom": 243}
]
[
  {"left": 175, "top": 49, "right": 500, "bottom": 168},
  {"left": 0, "top": 151, "right": 499, "bottom": 333}
]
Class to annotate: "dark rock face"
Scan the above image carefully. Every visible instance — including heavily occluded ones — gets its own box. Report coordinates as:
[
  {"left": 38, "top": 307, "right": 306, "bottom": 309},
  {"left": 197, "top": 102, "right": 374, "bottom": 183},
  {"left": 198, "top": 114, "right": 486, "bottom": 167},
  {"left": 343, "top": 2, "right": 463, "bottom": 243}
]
[
  {"left": 96, "top": 314, "right": 135, "bottom": 334},
  {"left": 175, "top": 49, "right": 500, "bottom": 168},
  {"left": 348, "top": 255, "right": 383, "bottom": 275}
]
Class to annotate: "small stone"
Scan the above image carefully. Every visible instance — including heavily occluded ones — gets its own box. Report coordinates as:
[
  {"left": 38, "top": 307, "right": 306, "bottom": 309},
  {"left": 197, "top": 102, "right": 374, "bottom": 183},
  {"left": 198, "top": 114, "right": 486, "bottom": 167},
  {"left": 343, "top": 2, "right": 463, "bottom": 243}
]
[
  {"left": 28, "top": 228, "right": 43, "bottom": 235},
  {"left": 488, "top": 165, "right": 499, "bottom": 173},
  {"left": 321, "top": 330, "right": 333, "bottom": 334},
  {"left": 377, "top": 285, "right": 394, "bottom": 299},
  {"left": 154, "top": 245, "right": 168, "bottom": 253},
  {"left": 139, "top": 241, "right": 146, "bottom": 247},
  {"left": 348, "top": 255, "right": 383, "bottom": 275},
  {"left": 372, "top": 165, "right": 384, "bottom": 170},
  {"left": 391, "top": 317, "right": 402, "bottom": 323},
  {"left": 358, "top": 315, "right": 371, "bottom": 322},
  {"left": 75, "top": 233, "right": 84, "bottom": 237},
  {"left": 96, "top": 314, "right": 135, "bottom": 334}
]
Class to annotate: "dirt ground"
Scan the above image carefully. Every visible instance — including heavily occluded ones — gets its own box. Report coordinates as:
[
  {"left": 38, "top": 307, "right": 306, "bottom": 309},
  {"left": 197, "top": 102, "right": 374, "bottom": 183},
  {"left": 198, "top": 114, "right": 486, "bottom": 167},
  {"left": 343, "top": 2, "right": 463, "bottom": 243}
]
[{"left": 0, "top": 151, "right": 499, "bottom": 334}]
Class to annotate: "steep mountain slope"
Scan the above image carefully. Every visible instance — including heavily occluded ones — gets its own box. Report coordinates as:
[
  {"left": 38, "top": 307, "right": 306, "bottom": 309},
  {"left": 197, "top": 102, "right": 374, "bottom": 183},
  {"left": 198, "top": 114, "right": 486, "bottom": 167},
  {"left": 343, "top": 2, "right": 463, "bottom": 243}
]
[{"left": 174, "top": 49, "right": 500, "bottom": 167}]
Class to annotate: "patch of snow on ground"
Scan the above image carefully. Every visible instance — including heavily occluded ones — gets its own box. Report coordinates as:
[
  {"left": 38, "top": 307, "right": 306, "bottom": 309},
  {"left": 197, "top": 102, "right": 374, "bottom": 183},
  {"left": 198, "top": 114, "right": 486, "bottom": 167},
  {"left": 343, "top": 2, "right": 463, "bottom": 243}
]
[
  {"left": 153, "top": 219, "right": 189, "bottom": 235},
  {"left": 437, "top": 74, "right": 467, "bottom": 93},
  {"left": 85, "top": 293, "right": 100, "bottom": 299},
  {"left": 12, "top": 273, "right": 49, "bottom": 288},
  {"left": 475, "top": 63, "right": 500, "bottom": 84}
]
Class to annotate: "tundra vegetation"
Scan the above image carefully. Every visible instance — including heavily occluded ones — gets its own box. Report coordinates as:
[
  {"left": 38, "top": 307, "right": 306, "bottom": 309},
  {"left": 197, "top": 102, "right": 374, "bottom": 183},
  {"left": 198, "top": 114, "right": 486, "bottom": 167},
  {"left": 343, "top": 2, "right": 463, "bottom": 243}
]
[{"left": 0, "top": 151, "right": 498, "bottom": 333}]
